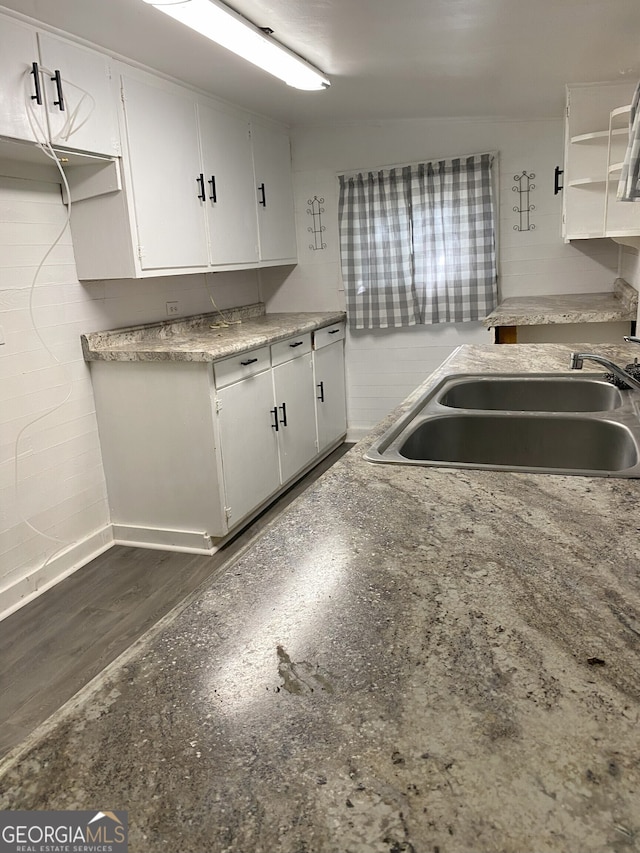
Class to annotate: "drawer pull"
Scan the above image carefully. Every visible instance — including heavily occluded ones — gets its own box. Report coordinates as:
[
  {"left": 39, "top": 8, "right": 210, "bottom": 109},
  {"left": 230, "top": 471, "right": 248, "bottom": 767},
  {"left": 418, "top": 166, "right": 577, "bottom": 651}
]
[
  {"left": 328, "top": 328, "right": 341, "bottom": 335},
  {"left": 209, "top": 175, "right": 217, "bottom": 203},
  {"left": 270, "top": 406, "right": 279, "bottom": 431},
  {"left": 279, "top": 402, "right": 288, "bottom": 427},
  {"left": 317, "top": 381, "right": 325, "bottom": 402},
  {"left": 258, "top": 182, "right": 266, "bottom": 207},
  {"left": 240, "top": 358, "right": 258, "bottom": 366},
  {"left": 289, "top": 341, "right": 304, "bottom": 348}
]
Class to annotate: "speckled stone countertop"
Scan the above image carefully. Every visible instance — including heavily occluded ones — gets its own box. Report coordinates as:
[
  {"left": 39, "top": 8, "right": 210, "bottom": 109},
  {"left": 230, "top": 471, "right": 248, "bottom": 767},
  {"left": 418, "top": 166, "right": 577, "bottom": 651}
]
[
  {"left": 2, "top": 343, "right": 640, "bottom": 853},
  {"left": 81, "top": 302, "right": 346, "bottom": 363},
  {"left": 484, "top": 277, "right": 637, "bottom": 328}
]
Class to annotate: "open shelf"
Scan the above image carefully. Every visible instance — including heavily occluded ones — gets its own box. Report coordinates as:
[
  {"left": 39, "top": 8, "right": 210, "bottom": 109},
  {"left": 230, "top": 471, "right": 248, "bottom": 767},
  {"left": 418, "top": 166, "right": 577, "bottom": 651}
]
[
  {"left": 568, "top": 176, "right": 607, "bottom": 187},
  {"left": 571, "top": 127, "right": 628, "bottom": 144}
]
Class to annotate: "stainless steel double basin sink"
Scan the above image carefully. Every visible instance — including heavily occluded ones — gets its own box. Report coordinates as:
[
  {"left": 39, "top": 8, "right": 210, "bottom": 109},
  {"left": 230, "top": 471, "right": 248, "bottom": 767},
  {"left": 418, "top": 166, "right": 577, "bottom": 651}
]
[{"left": 364, "top": 373, "right": 640, "bottom": 477}]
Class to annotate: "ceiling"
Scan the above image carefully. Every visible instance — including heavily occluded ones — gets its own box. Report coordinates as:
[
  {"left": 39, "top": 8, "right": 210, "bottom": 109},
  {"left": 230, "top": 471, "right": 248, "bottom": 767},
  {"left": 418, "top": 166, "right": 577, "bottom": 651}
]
[{"left": 2, "top": 0, "right": 640, "bottom": 126}]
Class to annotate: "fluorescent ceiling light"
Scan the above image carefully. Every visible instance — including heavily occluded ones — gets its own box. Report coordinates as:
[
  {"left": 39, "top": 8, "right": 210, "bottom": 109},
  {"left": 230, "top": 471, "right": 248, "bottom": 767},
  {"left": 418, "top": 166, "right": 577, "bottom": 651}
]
[{"left": 141, "top": 0, "right": 330, "bottom": 91}]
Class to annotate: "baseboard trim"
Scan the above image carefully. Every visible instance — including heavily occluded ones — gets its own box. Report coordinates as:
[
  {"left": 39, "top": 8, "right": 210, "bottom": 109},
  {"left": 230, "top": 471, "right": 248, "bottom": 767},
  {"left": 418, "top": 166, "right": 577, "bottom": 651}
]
[
  {"left": 0, "top": 526, "right": 114, "bottom": 622},
  {"left": 112, "top": 524, "right": 219, "bottom": 555}
]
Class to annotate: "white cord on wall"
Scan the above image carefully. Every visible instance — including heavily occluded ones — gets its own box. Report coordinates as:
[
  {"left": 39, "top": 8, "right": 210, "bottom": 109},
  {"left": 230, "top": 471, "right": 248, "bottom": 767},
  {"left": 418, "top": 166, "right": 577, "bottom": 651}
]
[
  {"left": 203, "top": 274, "right": 242, "bottom": 328},
  {"left": 6, "top": 70, "right": 84, "bottom": 575}
]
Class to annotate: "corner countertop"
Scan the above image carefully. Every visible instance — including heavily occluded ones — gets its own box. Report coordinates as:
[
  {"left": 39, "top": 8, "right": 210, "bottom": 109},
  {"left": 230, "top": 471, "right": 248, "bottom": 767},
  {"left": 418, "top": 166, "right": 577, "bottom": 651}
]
[
  {"left": 81, "top": 303, "right": 347, "bottom": 363},
  {"left": 483, "top": 277, "right": 637, "bottom": 328},
  {"left": 2, "top": 343, "right": 640, "bottom": 852}
]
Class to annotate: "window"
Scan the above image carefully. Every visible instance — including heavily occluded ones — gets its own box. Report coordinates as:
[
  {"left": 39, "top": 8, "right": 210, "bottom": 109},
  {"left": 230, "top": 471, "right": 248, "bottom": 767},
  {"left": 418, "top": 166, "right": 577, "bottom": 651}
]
[{"left": 338, "top": 153, "right": 497, "bottom": 329}]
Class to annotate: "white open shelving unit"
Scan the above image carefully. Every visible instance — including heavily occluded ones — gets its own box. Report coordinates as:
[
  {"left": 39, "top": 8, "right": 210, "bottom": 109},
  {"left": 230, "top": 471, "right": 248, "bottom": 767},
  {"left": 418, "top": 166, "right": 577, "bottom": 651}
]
[{"left": 563, "top": 82, "right": 640, "bottom": 245}]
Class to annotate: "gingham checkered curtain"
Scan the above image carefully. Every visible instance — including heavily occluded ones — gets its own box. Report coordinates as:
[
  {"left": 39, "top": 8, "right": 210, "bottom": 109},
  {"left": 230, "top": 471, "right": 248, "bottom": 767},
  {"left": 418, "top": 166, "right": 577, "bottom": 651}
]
[
  {"left": 617, "top": 81, "right": 640, "bottom": 201},
  {"left": 338, "top": 153, "right": 497, "bottom": 329},
  {"left": 338, "top": 168, "right": 419, "bottom": 328}
]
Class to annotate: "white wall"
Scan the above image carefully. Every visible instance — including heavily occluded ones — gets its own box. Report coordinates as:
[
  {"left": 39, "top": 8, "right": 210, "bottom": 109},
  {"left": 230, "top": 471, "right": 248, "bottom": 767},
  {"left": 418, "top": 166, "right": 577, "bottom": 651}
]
[
  {"left": 261, "top": 117, "right": 620, "bottom": 436},
  {"left": 0, "top": 167, "right": 259, "bottom": 618}
]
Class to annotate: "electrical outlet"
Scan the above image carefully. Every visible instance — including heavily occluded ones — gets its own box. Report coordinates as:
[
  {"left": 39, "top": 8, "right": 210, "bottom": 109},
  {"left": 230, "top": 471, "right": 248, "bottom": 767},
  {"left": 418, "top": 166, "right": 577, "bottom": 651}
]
[{"left": 166, "top": 301, "right": 179, "bottom": 316}]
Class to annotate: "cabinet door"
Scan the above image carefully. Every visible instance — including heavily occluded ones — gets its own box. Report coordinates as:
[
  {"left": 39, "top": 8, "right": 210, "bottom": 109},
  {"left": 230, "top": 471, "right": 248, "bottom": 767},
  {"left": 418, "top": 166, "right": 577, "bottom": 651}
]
[
  {"left": 0, "top": 15, "right": 39, "bottom": 143},
  {"left": 216, "top": 370, "right": 280, "bottom": 528},
  {"left": 314, "top": 341, "right": 347, "bottom": 450},
  {"left": 198, "top": 104, "right": 259, "bottom": 266},
  {"left": 38, "top": 33, "right": 120, "bottom": 156},
  {"left": 121, "top": 74, "right": 209, "bottom": 270},
  {"left": 273, "top": 353, "right": 317, "bottom": 483},
  {"left": 251, "top": 122, "right": 297, "bottom": 262}
]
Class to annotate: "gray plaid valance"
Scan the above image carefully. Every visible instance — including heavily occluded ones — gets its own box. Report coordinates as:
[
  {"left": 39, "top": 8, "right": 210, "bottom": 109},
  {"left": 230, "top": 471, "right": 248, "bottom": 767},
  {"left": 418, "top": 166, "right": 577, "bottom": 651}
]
[{"left": 338, "top": 153, "right": 497, "bottom": 329}]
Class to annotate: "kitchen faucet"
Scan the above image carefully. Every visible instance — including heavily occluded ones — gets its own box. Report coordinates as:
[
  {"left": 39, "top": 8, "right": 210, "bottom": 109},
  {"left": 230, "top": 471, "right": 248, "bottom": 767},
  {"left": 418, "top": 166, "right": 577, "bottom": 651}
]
[{"left": 570, "top": 347, "right": 640, "bottom": 391}]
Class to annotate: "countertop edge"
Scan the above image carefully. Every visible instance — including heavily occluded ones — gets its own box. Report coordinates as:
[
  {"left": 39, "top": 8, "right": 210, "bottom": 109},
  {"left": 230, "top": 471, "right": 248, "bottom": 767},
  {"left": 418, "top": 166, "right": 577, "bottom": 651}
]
[
  {"left": 483, "top": 279, "right": 638, "bottom": 328},
  {"left": 81, "top": 311, "right": 347, "bottom": 363}
]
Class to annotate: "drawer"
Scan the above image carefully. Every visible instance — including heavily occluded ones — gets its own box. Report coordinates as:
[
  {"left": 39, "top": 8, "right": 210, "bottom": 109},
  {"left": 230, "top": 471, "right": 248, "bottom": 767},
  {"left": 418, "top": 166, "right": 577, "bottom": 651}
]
[
  {"left": 314, "top": 323, "right": 345, "bottom": 350},
  {"left": 271, "top": 332, "right": 312, "bottom": 367},
  {"left": 213, "top": 346, "right": 271, "bottom": 388}
]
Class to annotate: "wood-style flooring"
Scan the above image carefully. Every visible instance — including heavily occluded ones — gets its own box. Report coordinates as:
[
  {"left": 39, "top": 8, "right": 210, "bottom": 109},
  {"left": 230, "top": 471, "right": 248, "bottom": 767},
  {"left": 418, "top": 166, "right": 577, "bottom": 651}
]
[{"left": 0, "top": 443, "right": 352, "bottom": 759}]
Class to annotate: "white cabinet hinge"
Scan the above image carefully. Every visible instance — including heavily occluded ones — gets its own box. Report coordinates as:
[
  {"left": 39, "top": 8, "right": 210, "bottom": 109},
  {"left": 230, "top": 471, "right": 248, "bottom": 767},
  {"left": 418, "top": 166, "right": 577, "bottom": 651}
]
[
  {"left": 215, "top": 398, "right": 222, "bottom": 413},
  {"left": 224, "top": 505, "right": 232, "bottom": 521},
  {"left": 137, "top": 245, "right": 144, "bottom": 261}
]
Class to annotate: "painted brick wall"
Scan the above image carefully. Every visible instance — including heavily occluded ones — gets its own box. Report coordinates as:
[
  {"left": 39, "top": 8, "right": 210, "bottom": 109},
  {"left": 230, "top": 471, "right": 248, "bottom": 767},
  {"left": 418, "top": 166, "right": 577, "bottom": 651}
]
[{"left": 0, "top": 169, "right": 259, "bottom": 618}]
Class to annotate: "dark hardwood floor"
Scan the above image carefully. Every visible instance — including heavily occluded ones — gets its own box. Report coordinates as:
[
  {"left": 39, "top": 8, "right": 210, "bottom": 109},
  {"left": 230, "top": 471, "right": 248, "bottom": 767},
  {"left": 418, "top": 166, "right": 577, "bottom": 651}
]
[{"left": 0, "top": 443, "right": 353, "bottom": 759}]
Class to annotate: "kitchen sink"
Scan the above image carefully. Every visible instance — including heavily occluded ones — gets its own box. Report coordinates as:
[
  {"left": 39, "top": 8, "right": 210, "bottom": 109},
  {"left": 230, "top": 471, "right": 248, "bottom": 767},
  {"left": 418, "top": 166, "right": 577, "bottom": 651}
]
[
  {"left": 399, "top": 414, "right": 638, "bottom": 471},
  {"left": 365, "top": 372, "right": 640, "bottom": 477},
  {"left": 437, "top": 375, "right": 623, "bottom": 412}
]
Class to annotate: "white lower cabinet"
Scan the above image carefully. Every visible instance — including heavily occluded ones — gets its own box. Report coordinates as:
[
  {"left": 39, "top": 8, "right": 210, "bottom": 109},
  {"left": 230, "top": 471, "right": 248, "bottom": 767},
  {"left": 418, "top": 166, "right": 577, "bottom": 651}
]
[
  {"left": 214, "top": 334, "right": 318, "bottom": 526},
  {"left": 313, "top": 332, "right": 347, "bottom": 451},
  {"left": 216, "top": 367, "right": 280, "bottom": 529},
  {"left": 272, "top": 352, "right": 318, "bottom": 483},
  {"left": 90, "top": 326, "right": 346, "bottom": 554}
]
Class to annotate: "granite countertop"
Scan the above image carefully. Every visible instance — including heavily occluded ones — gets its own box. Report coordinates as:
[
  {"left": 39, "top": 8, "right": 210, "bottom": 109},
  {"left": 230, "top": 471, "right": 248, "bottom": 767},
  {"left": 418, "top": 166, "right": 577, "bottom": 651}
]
[
  {"left": 2, "top": 343, "right": 640, "bottom": 852},
  {"left": 484, "top": 277, "right": 638, "bottom": 328},
  {"left": 81, "top": 302, "right": 347, "bottom": 363}
]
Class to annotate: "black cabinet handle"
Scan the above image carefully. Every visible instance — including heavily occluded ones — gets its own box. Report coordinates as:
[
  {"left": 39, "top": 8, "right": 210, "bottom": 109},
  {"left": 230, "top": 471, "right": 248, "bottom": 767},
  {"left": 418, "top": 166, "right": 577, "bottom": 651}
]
[
  {"left": 317, "top": 381, "right": 325, "bottom": 402},
  {"left": 240, "top": 357, "right": 258, "bottom": 366},
  {"left": 270, "top": 406, "right": 279, "bottom": 431},
  {"left": 554, "top": 166, "right": 564, "bottom": 195},
  {"left": 196, "top": 173, "right": 206, "bottom": 201},
  {"left": 328, "top": 328, "right": 341, "bottom": 335},
  {"left": 279, "top": 402, "right": 287, "bottom": 427},
  {"left": 30, "top": 62, "right": 43, "bottom": 105},
  {"left": 209, "top": 175, "right": 217, "bottom": 203},
  {"left": 51, "top": 69, "right": 65, "bottom": 111},
  {"left": 289, "top": 341, "right": 304, "bottom": 348},
  {"left": 258, "top": 182, "right": 266, "bottom": 207}
]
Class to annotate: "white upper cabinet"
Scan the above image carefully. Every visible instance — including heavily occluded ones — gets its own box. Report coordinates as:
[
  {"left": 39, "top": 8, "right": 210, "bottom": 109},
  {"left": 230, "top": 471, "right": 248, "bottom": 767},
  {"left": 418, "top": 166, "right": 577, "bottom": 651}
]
[
  {"left": 198, "top": 103, "right": 259, "bottom": 266},
  {"left": 0, "top": 12, "right": 118, "bottom": 157},
  {"left": 0, "top": 16, "right": 40, "bottom": 143},
  {"left": 121, "top": 74, "right": 209, "bottom": 271},
  {"left": 69, "top": 64, "right": 298, "bottom": 279},
  {"left": 251, "top": 121, "right": 298, "bottom": 263},
  {"left": 37, "top": 33, "right": 120, "bottom": 157}
]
